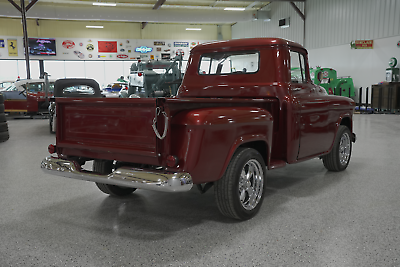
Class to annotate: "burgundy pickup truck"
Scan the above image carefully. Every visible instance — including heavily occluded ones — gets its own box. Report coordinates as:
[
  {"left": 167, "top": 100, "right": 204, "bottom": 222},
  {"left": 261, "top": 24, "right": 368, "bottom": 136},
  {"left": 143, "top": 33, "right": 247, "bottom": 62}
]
[{"left": 41, "top": 38, "right": 356, "bottom": 220}]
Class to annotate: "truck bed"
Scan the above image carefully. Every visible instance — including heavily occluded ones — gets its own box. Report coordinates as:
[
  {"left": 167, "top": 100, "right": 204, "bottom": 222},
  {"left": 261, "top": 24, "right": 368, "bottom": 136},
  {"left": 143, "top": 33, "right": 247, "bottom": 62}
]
[{"left": 56, "top": 97, "right": 279, "bottom": 181}]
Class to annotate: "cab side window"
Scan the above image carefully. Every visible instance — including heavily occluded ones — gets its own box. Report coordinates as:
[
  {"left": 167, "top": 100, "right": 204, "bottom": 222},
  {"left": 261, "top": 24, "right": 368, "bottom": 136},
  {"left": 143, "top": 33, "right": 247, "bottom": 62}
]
[{"left": 290, "top": 51, "right": 306, "bottom": 83}]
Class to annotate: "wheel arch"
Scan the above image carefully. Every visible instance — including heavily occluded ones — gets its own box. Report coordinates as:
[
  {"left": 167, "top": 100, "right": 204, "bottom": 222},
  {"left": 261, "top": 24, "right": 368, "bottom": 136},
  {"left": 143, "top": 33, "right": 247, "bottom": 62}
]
[{"left": 218, "top": 137, "right": 271, "bottom": 180}]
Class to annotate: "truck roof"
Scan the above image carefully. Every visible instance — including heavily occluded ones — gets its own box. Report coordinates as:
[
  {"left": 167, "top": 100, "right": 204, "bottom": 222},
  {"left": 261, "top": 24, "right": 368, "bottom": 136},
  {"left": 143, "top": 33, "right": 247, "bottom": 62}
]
[{"left": 192, "top": 38, "right": 304, "bottom": 53}]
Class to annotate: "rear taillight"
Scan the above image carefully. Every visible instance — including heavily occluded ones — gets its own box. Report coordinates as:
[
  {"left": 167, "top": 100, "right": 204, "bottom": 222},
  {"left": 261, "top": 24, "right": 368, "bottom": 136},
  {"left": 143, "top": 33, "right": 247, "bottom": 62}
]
[
  {"left": 166, "top": 155, "right": 179, "bottom": 167},
  {"left": 138, "top": 72, "right": 143, "bottom": 77},
  {"left": 48, "top": 144, "right": 56, "bottom": 154}
]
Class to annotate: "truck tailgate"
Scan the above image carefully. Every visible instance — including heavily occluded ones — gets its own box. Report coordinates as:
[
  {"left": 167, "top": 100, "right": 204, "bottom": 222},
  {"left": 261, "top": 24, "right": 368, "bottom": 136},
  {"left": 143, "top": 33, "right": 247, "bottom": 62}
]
[{"left": 56, "top": 98, "right": 160, "bottom": 163}]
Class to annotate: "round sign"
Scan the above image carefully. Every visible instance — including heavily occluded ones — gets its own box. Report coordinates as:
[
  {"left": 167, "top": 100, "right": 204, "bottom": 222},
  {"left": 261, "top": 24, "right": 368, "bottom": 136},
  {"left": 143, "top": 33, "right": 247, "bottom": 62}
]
[
  {"left": 389, "top": 57, "right": 398, "bottom": 68},
  {"left": 88, "top": 54, "right": 93, "bottom": 58},
  {"left": 62, "top": 40, "right": 75, "bottom": 49},
  {"left": 86, "top": 44, "right": 94, "bottom": 51}
]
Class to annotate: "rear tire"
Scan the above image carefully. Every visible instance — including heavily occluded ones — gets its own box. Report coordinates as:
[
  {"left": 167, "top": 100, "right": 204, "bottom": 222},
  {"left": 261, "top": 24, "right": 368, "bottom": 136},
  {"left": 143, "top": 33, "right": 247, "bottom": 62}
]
[
  {"left": 215, "top": 147, "right": 266, "bottom": 220},
  {"left": 322, "top": 125, "right": 352, "bottom": 171},
  {"left": 0, "top": 122, "right": 8, "bottom": 132},
  {"left": 0, "top": 113, "right": 6, "bottom": 123},
  {"left": 0, "top": 104, "right": 4, "bottom": 113},
  {"left": 93, "top": 160, "right": 136, "bottom": 197},
  {"left": 0, "top": 131, "right": 10, "bottom": 142}
]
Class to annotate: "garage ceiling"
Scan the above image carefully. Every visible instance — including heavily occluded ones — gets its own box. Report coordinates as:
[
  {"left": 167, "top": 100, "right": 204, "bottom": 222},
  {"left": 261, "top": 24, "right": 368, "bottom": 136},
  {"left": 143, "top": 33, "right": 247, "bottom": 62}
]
[
  {"left": 35, "top": 0, "right": 270, "bottom": 11},
  {"left": 0, "top": 0, "right": 303, "bottom": 24}
]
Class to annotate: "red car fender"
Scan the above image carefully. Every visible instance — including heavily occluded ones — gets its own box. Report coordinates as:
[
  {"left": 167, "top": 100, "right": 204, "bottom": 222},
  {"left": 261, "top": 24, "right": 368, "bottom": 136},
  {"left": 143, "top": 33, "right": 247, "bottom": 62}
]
[
  {"left": 218, "top": 133, "right": 272, "bottom": 181},
  {"left": 170, "top": 106, "right": 273, "bottom": 184}
]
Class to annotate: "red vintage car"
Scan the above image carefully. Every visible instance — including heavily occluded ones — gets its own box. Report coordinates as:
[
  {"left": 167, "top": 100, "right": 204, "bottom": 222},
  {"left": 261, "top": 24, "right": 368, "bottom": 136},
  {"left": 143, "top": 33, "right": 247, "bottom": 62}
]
[{"left": 2, "top": 79, "right": 55, "bottom": 114}]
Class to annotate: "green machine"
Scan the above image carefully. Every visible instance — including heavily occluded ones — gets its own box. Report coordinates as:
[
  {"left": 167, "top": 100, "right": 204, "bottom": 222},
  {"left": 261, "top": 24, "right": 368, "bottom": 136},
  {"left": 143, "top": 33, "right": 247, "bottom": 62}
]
[
  {"left": 386, "top": 57, "right": 399, "bottom": 82},
  {"left": 309, "top": 67, "right": 355, "bottom": 97}
]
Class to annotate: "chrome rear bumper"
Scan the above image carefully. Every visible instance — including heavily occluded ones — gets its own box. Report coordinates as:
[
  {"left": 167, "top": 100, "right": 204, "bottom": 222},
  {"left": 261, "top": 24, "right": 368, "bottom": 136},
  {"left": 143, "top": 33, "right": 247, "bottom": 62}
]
[{"left": 41, "top": 157, "right": 193, "bottom": 192}]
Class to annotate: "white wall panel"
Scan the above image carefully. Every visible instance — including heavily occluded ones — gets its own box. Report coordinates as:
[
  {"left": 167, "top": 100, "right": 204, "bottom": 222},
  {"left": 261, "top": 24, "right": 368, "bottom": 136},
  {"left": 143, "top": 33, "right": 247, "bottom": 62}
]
[
  {"left": 232, "top": 2, "right": 305, "bottom": 45},
  {"left": 234, "top": 0, "right": 400, "bottom": 49},
  {"left": 308, "top": 35, "right": 400, "bottom": 104},
  {"left": 305, "top": 0, "right": 400, "bottom": 49}
]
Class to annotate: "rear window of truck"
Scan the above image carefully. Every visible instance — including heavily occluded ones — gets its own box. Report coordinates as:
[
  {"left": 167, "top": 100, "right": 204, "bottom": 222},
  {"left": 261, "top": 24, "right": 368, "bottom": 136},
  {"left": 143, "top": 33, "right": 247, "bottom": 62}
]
[{"left": 198, "top": 51, "right": 259, "bottom": 75}]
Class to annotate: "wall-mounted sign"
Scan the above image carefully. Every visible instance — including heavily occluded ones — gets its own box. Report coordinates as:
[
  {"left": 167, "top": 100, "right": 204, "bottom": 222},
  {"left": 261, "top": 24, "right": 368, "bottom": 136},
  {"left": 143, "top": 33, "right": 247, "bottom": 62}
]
[
  {"left": 0, "top": 39, "right": 4, "bottom": 48},
  {"left": 135, "top": 46, "right": 153, "bottom": 53},
  {"left": 7, "top": 39, "right": 18, "bottom": 56},
  {"left": 86, "top": 44, "right": 94, "bottom": 51},
  {"left": 157, "top": 47, "right": 162, "bottom": 52},
  {"left": 154, "top": 41, "right": 165, "bottom": 46},
  {"left": 62, "top": 40, "right": 75, "bottom": 49},
  {"left": 98, "top": 41, "right": 117, "bottom": 53},
  {"left": 161, "top": 53, "right": 170, "bottom": 60},
  {"left": 174, "top": 41, "right": 189, "bottom": 47},
  {"left": 117, "top": 54, "right": 128, "bottom": 59},
  {"left": 350, "top": 40, "right": 374, "bottom": 49},
  {"left": 74, "top": 51, "right": 84, "bottom": 59}
]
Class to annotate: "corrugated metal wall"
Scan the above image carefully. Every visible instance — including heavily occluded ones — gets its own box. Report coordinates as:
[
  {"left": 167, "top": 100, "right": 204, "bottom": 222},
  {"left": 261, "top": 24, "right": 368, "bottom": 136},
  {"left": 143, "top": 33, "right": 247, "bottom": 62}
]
[
  {"left": 306, "top": 0, "right": 400, "bottom": 49},
  {"left": 232, "top": 2, "right": 305, "bottom": 45},
  {"left": 233, "top": 0, "right": 400, "bottom": 49}
]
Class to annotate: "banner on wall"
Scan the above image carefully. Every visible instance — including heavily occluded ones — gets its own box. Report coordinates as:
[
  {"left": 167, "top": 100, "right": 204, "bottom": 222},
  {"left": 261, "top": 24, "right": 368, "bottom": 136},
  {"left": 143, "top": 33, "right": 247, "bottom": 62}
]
[
  {"left": 7, "top": 39, "right": 18, "bottom": 56},
  {"left": 350, "top": 40, "right": 374, "bottom": 49},
  {"left": 98, "top": 41, "right": 117, "bottom": 53}
]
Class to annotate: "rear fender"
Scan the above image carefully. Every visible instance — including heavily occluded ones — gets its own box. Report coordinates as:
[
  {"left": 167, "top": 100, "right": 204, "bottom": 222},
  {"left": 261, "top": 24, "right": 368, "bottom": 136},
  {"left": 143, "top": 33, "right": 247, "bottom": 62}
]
[
  {"left": 170, "top": 106, "right": 273, "bottom": 184},
  {"left": 218, "top": 135, "right": 271, "bottom": 180}
]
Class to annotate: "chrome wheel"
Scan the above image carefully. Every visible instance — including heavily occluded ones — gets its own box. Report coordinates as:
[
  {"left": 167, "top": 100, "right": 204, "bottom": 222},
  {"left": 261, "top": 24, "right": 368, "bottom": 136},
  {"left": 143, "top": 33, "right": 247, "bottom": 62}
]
[
  {"left": 339, "top": 133, "right": 351, "bottom": 165},
  {"left": 238, "top": 159, "right": 264, "bottom": 210}
]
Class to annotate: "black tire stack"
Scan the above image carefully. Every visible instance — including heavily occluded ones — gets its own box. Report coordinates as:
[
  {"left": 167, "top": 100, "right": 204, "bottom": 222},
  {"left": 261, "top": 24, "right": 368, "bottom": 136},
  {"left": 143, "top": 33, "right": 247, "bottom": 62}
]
[{"left": 0, "top": 94, "right": 10, "bottom": 142}]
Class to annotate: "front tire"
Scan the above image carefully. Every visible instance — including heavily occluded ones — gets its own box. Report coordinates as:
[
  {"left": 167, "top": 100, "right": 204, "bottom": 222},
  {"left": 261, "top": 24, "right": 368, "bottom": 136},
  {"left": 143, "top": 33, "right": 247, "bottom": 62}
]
[
  {"left": 93, "top": 160, "right": 136, "bottom": 197},
  {"left": 215, "top": 148, "right": 266, "bottom": 220},
  {"left": 322, "top": 125, "right": 352, "bottom": 171}
]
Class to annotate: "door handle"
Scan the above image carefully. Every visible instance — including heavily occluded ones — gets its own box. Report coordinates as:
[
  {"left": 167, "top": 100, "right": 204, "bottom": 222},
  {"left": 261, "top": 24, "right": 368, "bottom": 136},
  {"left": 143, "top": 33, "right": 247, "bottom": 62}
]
[{"left": 292, "top": 88, "right": 301, "bottom": 91}]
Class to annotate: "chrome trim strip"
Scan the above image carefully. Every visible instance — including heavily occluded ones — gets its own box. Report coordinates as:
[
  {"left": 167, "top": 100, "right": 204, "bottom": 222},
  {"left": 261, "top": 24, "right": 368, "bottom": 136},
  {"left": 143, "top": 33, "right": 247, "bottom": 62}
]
[{"left": 41, "top": 157, "right": 193, "bottom": 192}]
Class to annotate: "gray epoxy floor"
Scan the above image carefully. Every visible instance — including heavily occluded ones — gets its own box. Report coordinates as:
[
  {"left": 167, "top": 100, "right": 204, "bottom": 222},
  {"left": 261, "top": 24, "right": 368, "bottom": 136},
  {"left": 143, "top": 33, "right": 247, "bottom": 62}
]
[{"left": 0, "top": 114, "right": 399, "bottom": 267}]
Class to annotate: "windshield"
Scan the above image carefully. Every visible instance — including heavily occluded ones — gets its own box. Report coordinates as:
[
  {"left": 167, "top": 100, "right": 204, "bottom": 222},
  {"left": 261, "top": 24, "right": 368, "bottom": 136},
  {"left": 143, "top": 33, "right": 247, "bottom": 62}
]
[{"left": 5, "top": 85, "right": 17, "bottom": 91}]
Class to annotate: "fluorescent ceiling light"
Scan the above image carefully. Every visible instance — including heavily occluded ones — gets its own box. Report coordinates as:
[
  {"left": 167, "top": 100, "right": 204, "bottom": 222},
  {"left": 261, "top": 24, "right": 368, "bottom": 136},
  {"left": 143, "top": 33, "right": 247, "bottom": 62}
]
[
  {"left": 93, "top": 2, "right": 116, "bottom": 6},
  {"left": 224, "top": 7, "right": 245, "bottom": 11},
  {"left": 186, "top": 28, "right": 202, "bottom": 31},
  {"left": 86, "top": 25, "right": 104, "bottom": 28}
]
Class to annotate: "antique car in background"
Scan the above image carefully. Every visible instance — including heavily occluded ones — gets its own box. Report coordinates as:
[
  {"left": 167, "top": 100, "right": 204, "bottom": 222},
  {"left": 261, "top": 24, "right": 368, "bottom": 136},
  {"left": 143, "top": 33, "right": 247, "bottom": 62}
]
[
  {"left": 121, "top": 56, "right": 183, "bottom": 98},
  {"left": 2, "top": 78, "right": 55, "bottom": 114},
  {"left": 48, "top": 79, "right": 104, "bottom": 133},
  {"left": 0, "top": 80, "right": 14, "bottom": 91},
  {"left": 102, "top": 81, "right": 128, "bottom": 98}
]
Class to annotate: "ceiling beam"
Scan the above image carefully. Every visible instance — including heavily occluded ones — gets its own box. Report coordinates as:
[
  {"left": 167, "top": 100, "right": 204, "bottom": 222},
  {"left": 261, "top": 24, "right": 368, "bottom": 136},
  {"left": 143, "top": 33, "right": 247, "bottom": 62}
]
[
  {"left": 142, "top": 0, "right": 167, "bottom": 30},
  {"left": 153, "top": 0, "right": 166, "bottom": 10},
  {"left": 25, "top": 0, "right": 38, "bottom": 12},
  {"left": 289, "top": 1, "right": 305, "bottom": 21},
  {"left": 7, "top": 0, "right": 21, "bottom": 12}
]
